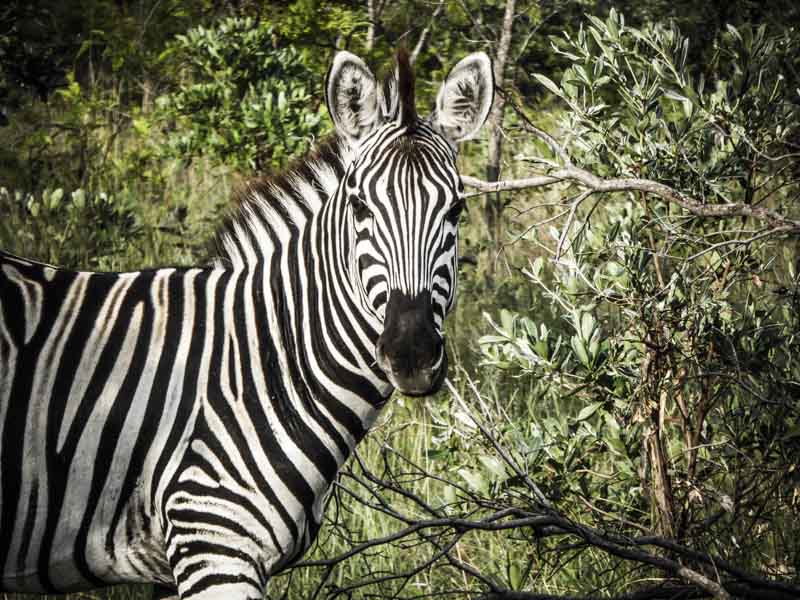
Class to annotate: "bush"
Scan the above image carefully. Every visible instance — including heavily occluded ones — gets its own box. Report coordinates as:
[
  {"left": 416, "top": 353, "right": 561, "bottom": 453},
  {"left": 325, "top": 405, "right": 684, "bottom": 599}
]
[
  {"left": 480, "top": 8, "right": 800, "bottom": 581},
  {"left": 154, "top": 16, "right": 329, "bottom": 173},
  {"left": 0, "top": 187, "right": 140, "bottom": 269}
]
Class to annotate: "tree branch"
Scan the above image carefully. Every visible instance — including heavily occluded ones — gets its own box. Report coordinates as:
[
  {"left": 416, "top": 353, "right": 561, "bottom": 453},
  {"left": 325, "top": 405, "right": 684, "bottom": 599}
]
[
  {"left": 461, "top": 169, "right": 800, "bottom": 232},
  {"left": 461, "top": 91, "right": 800, "bottom": 233},
  {"left": 409, "top": 1, "right": 445, "bottom": 65}
]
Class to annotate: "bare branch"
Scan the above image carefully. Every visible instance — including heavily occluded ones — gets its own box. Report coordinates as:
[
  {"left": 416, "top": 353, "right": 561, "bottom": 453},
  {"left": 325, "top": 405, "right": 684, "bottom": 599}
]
[
  {"left": 294, "top": 513, "right": 562, "bottom": 569},
  {"left": 461, "top": 174, "right": 560, "bottom": 196},
  {"left": 447, "top": 377, "right": 552, "bottom": 509},
  {"left": 461, "top": 170, "right": 800, "bottom": 232},
  {"left": 409, "top": 1, "right": 445, "bottom": 65}
]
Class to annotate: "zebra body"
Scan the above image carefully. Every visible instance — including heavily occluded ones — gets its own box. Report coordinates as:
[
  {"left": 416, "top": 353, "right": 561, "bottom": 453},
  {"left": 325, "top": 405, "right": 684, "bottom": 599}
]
[{"left": 0, "top": 49, "right": 493, "bottom": 599}]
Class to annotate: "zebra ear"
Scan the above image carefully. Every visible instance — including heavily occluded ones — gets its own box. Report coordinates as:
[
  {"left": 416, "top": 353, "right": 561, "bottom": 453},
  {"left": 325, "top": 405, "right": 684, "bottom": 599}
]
[
  {"left": 326, "top": 51, "right": 380, "bottom": 143},
  {"left": 431, "top": 52, "right": 494, "bottom": 144}
]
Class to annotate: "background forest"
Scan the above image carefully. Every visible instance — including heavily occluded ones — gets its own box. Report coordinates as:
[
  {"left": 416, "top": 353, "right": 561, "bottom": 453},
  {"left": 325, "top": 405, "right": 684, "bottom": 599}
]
[{"left": 2, "top": 0, "right": 800, "bottom": 599}]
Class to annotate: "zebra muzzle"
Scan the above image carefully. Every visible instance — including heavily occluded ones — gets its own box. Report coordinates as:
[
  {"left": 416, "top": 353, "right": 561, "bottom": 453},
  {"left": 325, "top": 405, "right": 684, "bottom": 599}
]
[{"left": 375, "top": 290, "right": 448, "bottom": 396}]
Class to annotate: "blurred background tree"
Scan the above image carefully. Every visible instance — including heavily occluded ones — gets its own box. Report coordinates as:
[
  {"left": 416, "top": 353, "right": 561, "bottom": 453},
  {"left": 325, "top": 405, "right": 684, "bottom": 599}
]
[{"left": 1, "top": 1, "right": 799, "bottom": 599}]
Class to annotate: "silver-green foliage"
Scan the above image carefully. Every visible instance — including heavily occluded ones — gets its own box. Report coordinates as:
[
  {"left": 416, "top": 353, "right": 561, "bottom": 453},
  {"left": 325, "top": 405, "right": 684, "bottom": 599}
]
[{"left": 481, "top": 10, "right": 800, "bottom": 568}]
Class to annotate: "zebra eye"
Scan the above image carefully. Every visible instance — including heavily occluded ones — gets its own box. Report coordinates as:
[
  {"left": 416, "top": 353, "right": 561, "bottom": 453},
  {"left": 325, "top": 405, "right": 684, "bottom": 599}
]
[
  {"left": 350, "top": 192, "right": 372, "bottom": 220},
  {"left": 446, "top": 198, "right": 465, "bottom": 222}
]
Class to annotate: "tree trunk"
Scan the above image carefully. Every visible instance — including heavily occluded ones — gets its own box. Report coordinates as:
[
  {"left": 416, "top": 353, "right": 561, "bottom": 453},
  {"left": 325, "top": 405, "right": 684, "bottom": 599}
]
[
  {"left": 483, "top": 0, "right": 515, "bottom": 282},
  {"left": 646, "top": 386, "right": 676, "bottom": 539}
]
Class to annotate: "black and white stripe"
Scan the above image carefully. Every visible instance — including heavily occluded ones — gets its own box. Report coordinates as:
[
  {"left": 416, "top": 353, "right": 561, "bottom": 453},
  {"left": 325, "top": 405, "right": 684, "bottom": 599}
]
[{"left": 0, "top": 50, "right": 493, "bottom": 599}]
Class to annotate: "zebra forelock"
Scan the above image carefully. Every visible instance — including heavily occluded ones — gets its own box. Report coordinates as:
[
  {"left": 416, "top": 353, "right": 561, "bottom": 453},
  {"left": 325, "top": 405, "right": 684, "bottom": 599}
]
[
  {"left": 377, "top": 49, "right": 418, "bottom": 129},
  {"left": 395, "top": 49, "right": 417, "bottom": 129}
]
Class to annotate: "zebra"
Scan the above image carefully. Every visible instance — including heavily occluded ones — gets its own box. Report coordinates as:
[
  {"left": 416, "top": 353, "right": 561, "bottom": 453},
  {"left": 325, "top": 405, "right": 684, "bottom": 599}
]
[{"left": 0, "top": 48, "right": 493, "bottom": 599}]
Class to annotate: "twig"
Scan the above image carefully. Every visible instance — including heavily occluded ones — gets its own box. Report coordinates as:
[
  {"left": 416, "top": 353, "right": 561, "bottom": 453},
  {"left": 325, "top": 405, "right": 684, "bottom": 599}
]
[
  {"left": 446, "top": 377, "right": 553, "bottom": 509},
  {"left": 409, "top": 1, "right": 445, "bottom": 65},
  {"left": 556, "top": 189, "right": 593, "bottom": 260}
]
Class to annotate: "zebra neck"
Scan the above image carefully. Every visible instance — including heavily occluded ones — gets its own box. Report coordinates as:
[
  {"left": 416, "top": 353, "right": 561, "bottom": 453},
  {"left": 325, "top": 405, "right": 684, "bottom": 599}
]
[
  {"left": 296, "top": 180, "right": 393, "bottom": 432},
  {"left": 215, "top": 137, "right": 392, "bottom": 462}
]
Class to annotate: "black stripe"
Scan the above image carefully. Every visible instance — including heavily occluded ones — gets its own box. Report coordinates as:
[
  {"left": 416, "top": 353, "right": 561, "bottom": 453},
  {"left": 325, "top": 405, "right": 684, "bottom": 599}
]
[
  {"left": 73, "top": 273, "right": 154, "bottom": 584},
  {"left": 39, "top": 271, "right": 118, "bottom": 590},
  {"left": 106, "top": 270, "right": 186, "bottom": 554},
  {"left": 155, "top": 271, "right": 208, "bottom": 523},
  {"left": 0, "top": 266, "right": 82, "bottom": 588}
]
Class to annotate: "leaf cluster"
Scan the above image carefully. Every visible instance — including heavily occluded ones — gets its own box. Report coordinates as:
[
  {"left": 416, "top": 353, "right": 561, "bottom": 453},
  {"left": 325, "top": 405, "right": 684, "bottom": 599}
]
[
  {"left": 153, "top": 16, "right": 329, "bottom": 173},
  {"left": 476, "top": 9, "right": 800, "bottom": 584}
]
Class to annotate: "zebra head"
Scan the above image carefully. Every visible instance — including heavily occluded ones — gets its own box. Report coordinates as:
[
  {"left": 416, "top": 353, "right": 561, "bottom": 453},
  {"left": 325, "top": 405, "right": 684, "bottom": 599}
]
[{"left": 326, "top": 50, "right": 494, "bottom": 396}]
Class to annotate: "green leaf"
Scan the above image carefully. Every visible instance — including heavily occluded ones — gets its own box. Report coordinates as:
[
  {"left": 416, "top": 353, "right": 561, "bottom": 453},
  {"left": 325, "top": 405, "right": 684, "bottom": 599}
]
[
  {"left": 458, "top": 468, "right": 486, "bottom": 493},
  {"left": 500, "top": 309, "right": 515, "bottom": 332},
  {"left": 581, "top": 312, "right": 596, "bottom": 341},
  {"left": 478, "top": 334, "right": 509, "bottom": 345},
  {"left": 682, "top": 98, "right": 693, "bottom": 119},
  {"left": 533, "top": 73, "right": 563, "bottom": 97},
  {"left": 576, "top": 401, "right": 602, "bottom": 422},
  {"left": 48, "top": 188, "right": 64, "bottom": 210},
  {"left": 27, "top": 198, "right": 40, "bottom": 218},
  {"left": 531, "top": 256, "right": 544, "bottom": 278},
  {"left": 664, "top": 89, "right": 688, "bottom": 102},
  {"left": 510, "top": 563, "right": 523, "bottom": 589},
  {"left": 71, "top": 189, "right": 86, "bottom": 210},
  {"left": 571, "top": 335, "right": 591, "bottom": 368},
  {"left": 478, "top": 455, "right": 507, "bottom": 481},
  {"left": 426, "top": 448, "right": 450, "bottom": 461},
  {"left": 726, "top": 24, "right": 743, "bottom": 43}
]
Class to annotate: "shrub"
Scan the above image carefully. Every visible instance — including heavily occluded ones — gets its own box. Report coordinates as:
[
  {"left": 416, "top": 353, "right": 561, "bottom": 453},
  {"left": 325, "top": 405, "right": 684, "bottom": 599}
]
[{"left": 154, "top": 16, "right": 329, "bottom": 173}]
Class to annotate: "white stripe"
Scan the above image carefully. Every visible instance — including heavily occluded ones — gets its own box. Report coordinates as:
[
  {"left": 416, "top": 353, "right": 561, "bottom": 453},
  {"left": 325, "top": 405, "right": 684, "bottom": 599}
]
[
  {"left": 12, "top": 273, "right": 89, "bottom": 582},
  {"left": 1, "top": 264, "right": 43, "bottom": 344},
  {"left": 51, "top": 284, "right": 143, "bottom": 588},
  {"left": 57, "top": 275, "right": 137, "bottom": 451}
]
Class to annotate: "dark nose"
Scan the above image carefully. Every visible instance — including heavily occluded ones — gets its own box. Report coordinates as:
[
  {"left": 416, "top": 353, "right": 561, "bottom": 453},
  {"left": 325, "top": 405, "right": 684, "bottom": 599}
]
[{"left": 376, "top": 290, "right": 447, "bottom": 396}]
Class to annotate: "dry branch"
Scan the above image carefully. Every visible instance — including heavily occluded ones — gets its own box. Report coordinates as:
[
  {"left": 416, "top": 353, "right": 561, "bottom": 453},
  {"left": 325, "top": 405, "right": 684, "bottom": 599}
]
[{"left": 461, "top": 169, "right": 800, "bottom": 232}]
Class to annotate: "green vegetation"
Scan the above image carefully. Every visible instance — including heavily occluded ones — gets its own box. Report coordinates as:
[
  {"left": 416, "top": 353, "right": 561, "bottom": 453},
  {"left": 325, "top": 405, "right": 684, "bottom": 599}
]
[
  {"left": 155, "top": 17, "right": 329, "bottom": 171},
  {"left": 1, "top": 1, "right": 799, "bottom": 599}
]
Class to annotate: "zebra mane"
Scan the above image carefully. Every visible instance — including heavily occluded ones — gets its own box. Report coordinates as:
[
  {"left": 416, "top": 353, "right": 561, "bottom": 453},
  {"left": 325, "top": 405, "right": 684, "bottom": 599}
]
[{"left": 214, "top": 137, "right": 348, "bottom": 268}]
